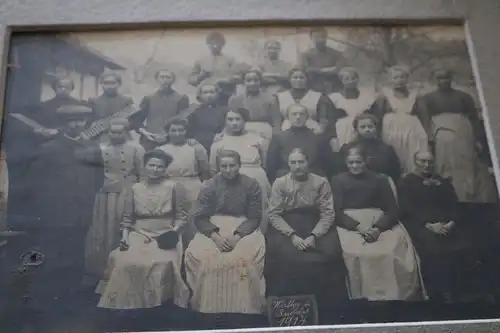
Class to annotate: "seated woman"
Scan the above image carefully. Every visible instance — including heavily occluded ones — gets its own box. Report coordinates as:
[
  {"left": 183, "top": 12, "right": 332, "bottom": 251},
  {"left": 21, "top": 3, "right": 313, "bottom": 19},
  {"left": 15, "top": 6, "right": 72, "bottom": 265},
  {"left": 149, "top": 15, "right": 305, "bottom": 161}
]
[
  {"left": 266, "top": 103, "right": 336, "bottom": 183},
  {"left": 338, "top": 113, "right": 402, "bottom": 183},
  {"left": 185, "top": 150, "right": 266, "bottom": 314},
  {"left": 96, "top": 149, "right": 190, "bottom": 310},
  {"left": 210, "top": 108, "right": 271, "bottom": 231},
  {"left": 399, "top": 150, "right": 479, "bottom": 301},
  {"left": 158, "top": 118, "right": 211, "bottom": 245},
  {"left": 331, "top": 145, "right": 425, "bottom": 301},
  {"left": 266, "top": 148, "right": 347, "bottom": 317},
  {"left": 327, "top": 67, "right": 376, "bottom": 149}
]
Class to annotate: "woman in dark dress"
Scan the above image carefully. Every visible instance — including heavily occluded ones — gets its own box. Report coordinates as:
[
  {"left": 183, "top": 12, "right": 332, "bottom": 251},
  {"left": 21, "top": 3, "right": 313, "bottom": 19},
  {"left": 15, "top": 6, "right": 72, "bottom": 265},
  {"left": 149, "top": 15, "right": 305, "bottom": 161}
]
[
  {"left": 266, "top": 103, "right": 336, "bottom": 183},
  {"left": 187, "top": 83, "right": 227, "bottom": 154},
  {"left": 399, "top": 150, "right": 483, "bottom": 301},
  {"left": 331, "top": 145, "right": 424, "bottom": 301},
  {"left": 338, "top": 113, "right": 402, "bottom": 183},
  {"left": 266, "top": 148, "right": 347, "bottom": 320}
]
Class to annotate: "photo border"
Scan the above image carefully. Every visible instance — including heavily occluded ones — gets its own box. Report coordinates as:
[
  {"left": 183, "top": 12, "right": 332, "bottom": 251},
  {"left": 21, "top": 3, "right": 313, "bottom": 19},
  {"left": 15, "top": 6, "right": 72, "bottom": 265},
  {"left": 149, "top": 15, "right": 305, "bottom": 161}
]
[{"left": 1, "top": 0, "right": 500, "bottom": 331}]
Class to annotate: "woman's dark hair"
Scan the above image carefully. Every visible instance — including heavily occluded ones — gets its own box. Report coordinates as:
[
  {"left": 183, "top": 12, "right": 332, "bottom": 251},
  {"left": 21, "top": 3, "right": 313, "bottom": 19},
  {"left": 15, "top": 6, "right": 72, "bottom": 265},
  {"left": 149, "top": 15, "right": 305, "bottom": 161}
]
[
  {"left": 206, "top": 31, "right": 226, "bottom": 45},
  {"left": 227, "top": 108, "right": 250, "bottom": 122},
  {"left": 288, "top": 67, "right": 310, "bottom": 82},
  {"left": 242, "top": 68, "right": 263, "bottom": 82},
  {"left": 344, "top": 142, "right": 367, "bottom": 161},
  {"left": 288, "top": 148, "right": 309, "bottom": 162},
  {"left": 216, "top": 149, "right": 241, "bottom": 169},
  {"left": 165, "top": 118, "right": 189, "bottom": 132},
  {"left": 196, "top": 82, "right": 220, "bottom": 103},
  {"left": 352, "top": 113, "right": 380, "bottom": 130},
  {"left": 143, "top": 149, "right": 174, "bottom": 168}
]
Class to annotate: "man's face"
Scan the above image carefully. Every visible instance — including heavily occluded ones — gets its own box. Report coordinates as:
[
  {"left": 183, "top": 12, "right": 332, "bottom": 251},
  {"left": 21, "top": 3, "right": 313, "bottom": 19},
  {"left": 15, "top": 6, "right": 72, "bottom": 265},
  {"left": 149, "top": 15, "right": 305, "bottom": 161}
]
[
  {"left": 266, "top": 43, "right": 280, "bottom": 59},
  {"left": 219, "top": 156, "right": 240, "bottom": 179},
  {"left": 108, "top": 124, "right": 127, "bottom": 144},
  {"left": 311, "top": 31, "right": 327, "bottom": 47},
  {"left": 67, "top": 118, "right": 88, "bottom": 135},
  {"left": 288, "top": 152, "right": 308, "bottom": 178},
  {"left": 415, "top": 152, "right": 435, "bottom": 176},
  {"left": 207, "top": 40, "right": 224, "bottom": 55},
  {"left": 435, "top": 72, "right": 452, "bottom": 90},
  {"left": 102, "top": 76, "right": 119, "bottom": 94},
  {"left": 356, "top": 118, "right": 377, "bottom": 139},
  {"left": 55, "top": 79, "right": 73, "bottom": 97},
  {"left": 168, "top": 124, "right": 187, "bottom": 144},
  {"left": 288, "top": 105, "right": 308, "bottom": 128}
]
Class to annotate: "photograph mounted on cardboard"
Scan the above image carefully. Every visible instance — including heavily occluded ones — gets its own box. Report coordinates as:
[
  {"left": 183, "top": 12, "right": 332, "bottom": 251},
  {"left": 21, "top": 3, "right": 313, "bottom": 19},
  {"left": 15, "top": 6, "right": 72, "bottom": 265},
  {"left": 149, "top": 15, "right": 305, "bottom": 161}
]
[{"left": 1, "top": 24, "right": 500, "bottom": 332}]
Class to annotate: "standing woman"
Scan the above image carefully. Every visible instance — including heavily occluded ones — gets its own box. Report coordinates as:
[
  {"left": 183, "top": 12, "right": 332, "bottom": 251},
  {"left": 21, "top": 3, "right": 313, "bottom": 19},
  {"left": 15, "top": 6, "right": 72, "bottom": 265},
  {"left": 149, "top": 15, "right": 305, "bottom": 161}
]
[
  {"left": 83, "top": 118, "right": 145, "bottom": 287},
  {"left": 338, "top": 113, "right": 402, "bottom": 183},
  {"left": 266, "top": 149, "right": 347, "bottom": 319},
  {"left": 275, "top": 67, "right": 339, "bottom": 135},
  {"left": 187, "top": 83, "right": 227, "bottom": 154},
  {"left": 331, "top": 145, "right": 425, "bottom": 301},
  {"left": 370, "top": 65, "right": 429, "bottom": 174},
  {"left": 210, "top": 108, "right": 271, "bottom": 231},
  {"left": 328, "top": 67, "right": 376, "bottom": 149},
  {"left": 228, "top": 68, "right": 282, "bottom": 142},
  {"left": 266, "top": 103, "right": 336, "bottom": 183},
  {"left": 257, "top": 40, "right": 291, "bottom": 96},
  {"left": 97, "top": 149, "right": 190, "bottom": 309},
  {"left": 158, "top": 118, "right": 211, "bottom": 244},
  {"left": 185, "top": 150, "right": 266, "bottom": 315}
]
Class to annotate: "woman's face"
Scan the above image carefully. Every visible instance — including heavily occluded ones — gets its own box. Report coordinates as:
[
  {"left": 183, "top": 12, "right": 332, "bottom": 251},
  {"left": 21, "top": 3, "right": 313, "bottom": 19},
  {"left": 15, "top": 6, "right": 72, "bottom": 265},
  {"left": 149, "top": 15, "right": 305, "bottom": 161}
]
[
  {"left": 219, "top": 156, "right": 240, "bottom": 180},
  {"left": 157, "top": 70, "right": 175, "bottom": 88},
  {"left": 244, "top": 72, "right": 261, "bottom": 93},
  {"left": 346, "top": 153, "right": 366, "bottom": 175},
  {"left": 288, "top": 105, "right": 308, "bottom": 128},
  {"left": 102, "top": 76, "right": 119, "bottom": 94},
  {"left": 168, "top": 124, "right": 187, "bottom": 144},
  {"left": 145, "top": 157, "right": 167, "bottom": 180},
  {"left": 199, "top": 85, "right": 218, "bottom": 104},
  {"left": 390, "top": 70, "right": 409, "bottom": 89},
  {"left": 225, "top": 111, "right": 245, "bottom": 134},
  {"left": 108, "top": 124, "right": 127, "bottom": 144},
  {"left": 289, "top": 70, "right": 308, "bottom": 89},
  {"left": 55, "top": 79, "right": 73, "bottom": 97},
  {"left": 340, "top": 72, "right": 359, "bottom": 89},
  {"left": 356, "top": 118, "right": 378, "bottom": 139},
  {"left": 288, "top": 152, "right": 309, "bottom": 178}
]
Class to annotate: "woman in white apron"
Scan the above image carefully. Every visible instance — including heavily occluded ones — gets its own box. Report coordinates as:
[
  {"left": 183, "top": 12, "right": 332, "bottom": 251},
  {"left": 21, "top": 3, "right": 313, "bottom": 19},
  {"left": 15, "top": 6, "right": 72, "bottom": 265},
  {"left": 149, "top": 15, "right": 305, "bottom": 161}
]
[
  {"left": 328, "top": 67, "right": 376, "bottom": 150},
  {"left": 275, "top": 67, "right": 332, "bottom": 134},
  {"left": 371, "top": 65, "right": 429, "bottom": 174},
  {"left": 331, "top": 144, "right": 426, "bottom": 301},
  {"left": 185, "top": 150, "right": 266, "bottom": 314},
  {"left": 210, "top": 108, "right": 270, "bottom": 232},
  {"left": 158, "top": 118, "right": 211, "bottom": 245},
  {"left": 96, "top": 149, "right": 190, "bottom": 309}
]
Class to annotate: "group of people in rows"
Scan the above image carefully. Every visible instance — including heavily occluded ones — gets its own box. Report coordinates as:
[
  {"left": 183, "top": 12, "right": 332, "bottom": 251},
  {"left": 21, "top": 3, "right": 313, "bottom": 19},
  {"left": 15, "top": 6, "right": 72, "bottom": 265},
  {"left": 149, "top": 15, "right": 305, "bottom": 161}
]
[{"left": 4, "top": 27, "right": 498, "bottom": 321}]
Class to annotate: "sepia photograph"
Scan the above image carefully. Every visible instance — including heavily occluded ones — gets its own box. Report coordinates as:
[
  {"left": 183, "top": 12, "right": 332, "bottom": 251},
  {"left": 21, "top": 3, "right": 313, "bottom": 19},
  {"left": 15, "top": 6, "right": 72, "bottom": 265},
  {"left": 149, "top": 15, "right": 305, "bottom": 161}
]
[{"left": 1, "top": 23, "right": 500, "bottom": 332}]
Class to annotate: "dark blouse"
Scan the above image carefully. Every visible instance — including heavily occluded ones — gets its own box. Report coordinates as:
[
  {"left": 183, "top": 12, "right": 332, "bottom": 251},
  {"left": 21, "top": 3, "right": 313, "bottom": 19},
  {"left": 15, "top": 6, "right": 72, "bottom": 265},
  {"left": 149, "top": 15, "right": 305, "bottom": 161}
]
[
  {"left": 193, "top": 174, "right": 262, "bottom": 238},
  {"left": 399, "top": 173, "right": 459, "bottom": 227},
  {"left": 187, "top": 104, "right": 227, "bottom": 153},
  {"left": 266, "top": 126, "right": 336, "bottom": 183},
  {"left": 338, "top": 139, "right": 402, "bottom": 182},
  {"left": 228, "top": 92, "right": 282, "bottom": 130},
  {"left": 331, "top": 171, "right": 399, "bottom": 231}
]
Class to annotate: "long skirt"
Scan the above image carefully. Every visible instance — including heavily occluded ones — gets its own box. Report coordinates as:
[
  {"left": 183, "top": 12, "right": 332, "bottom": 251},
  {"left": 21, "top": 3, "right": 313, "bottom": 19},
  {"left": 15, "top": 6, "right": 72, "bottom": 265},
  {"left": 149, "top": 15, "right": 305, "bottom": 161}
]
[
  {"left": 382, "top": 113, "right": 429, "bottom": 174},
  {"left": 265, "top": 208, "right": 347, "bottom": 309},
  {"left": 185, "top": 215, "right": 266, "bottom": 314},
  {"left": 84, "top": 190, "right": 127, "bottom": 283},
  {"left": 170, "top": 176, "right": 204, "bottom": 246},
  {"left": 432, "top": 113, "right": 497, "bottom": 203},
  {"left": 96, "top": 229, "right": 189, "bottom": 309},
  {"left": 239, "top": 165, "right": 271, "bottom": 233},
  {"left": 337, "top": 208, "right": 426, "bottom": 301}
]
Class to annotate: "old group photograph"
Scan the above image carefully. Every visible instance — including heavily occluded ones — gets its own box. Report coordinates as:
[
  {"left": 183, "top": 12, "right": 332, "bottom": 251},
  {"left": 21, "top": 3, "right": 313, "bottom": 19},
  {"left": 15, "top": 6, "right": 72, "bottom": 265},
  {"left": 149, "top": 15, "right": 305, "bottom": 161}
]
[{"left": 0, "top": 24, "right": 500, "bottom": 332}]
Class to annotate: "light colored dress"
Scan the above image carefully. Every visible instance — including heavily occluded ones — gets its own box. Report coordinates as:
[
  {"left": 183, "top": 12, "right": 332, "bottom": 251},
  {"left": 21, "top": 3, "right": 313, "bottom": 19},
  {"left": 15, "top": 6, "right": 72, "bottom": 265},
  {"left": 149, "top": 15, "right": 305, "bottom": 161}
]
[
  {"left": 96, "top": 179, "right": 190, "bottom": 309},
  {"left": 379, "top": 88, "right": 429, "bottom": 174},
  {"left": 84, "top": 142, "right": 144, "bottom": 282},
  {"left": 328, "top": 89, "right": 375, "bottom": 149},
  {"left": 185, "top": 174, "right": 266, "bottom": 314},
  {"left": 277, "top": 90, "right": 323, "bottom": 133},
  {"left": 332, "top": 172, "right": 426, "bottom": 301},
  {"left": 210, "top": 132, "right": 271, "bottom": 232}
]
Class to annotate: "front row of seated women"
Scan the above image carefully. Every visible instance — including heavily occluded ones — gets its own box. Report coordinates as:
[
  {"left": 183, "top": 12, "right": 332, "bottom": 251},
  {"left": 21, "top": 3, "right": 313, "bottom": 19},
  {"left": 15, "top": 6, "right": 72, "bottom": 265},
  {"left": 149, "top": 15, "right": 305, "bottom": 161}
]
[{"left": 95, "top": 140, "right": 475, "bottom": 318}]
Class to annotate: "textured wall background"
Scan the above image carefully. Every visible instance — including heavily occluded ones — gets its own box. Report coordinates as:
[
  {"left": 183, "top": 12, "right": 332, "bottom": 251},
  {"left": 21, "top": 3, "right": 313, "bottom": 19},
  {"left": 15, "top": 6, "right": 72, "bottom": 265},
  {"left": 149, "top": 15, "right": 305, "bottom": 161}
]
[{"left": 0, "top": 0, "right": 500, "bottom": 331}]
